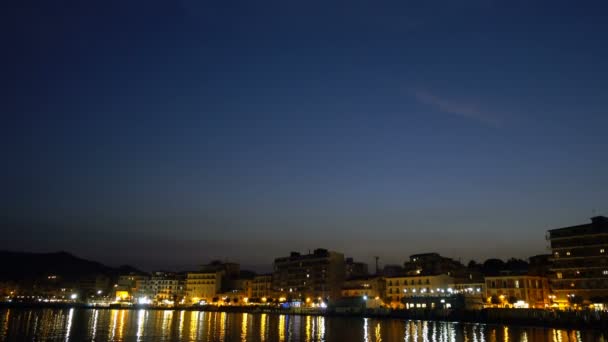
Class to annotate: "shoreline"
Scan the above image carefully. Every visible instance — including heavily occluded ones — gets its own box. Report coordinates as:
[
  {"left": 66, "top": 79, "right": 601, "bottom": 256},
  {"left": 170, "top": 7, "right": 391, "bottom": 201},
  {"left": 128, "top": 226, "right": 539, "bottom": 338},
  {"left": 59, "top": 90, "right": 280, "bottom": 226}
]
[{"left": 1, "top": 302, "right": 607, "bottom": 331}]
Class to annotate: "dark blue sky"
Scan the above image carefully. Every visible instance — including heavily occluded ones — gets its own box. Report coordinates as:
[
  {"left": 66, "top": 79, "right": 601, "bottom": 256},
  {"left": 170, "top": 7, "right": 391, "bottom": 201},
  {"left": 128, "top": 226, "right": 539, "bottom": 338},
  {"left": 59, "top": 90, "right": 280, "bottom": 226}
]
[{"left": 2, "top": 1, "right": 607, "bottom": 271}]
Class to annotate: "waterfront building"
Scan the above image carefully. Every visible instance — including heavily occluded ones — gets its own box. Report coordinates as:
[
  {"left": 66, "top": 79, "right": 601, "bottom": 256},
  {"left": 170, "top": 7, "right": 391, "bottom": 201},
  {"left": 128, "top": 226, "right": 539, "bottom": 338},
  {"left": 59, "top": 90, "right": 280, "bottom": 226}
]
[
  {"left": 341, "top": 276, "right": 385, "bottom": 299},
  {"left": 251, "top": 274, "right": 272, "bottom": 299},
  {"left": 185, "top": 271, "right": 223, "bottom": 303},
  {"left": 547, "top": 216, "right": 608, "bottom": 306},
  {"left": 77, "top": 274, "right": 110, "bottom": 296},
  {"left": 116, "top": 273, "right": 148, "bottom": 299},
  {"left": 485, "top": 275, "right": 550, "bottom": 308},
  {"left": 450, "top": 281, "right": 485, "bottom": 310},
  {"left": 140, "top": 272, "right": 183, "bottom": 304},
  {"left": 272, "top": 248, "right": 345, "bottom": 300},
  {"left": 385, "top": 274, "right": 454, "bottom": 308},
  {"left": 201, "top": 261, "right": 240, "bottom": 292}
]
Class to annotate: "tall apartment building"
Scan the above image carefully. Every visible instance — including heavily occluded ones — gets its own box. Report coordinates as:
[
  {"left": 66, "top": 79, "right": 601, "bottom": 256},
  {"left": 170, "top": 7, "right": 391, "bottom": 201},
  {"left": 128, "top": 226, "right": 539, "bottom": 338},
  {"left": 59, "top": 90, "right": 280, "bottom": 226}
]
[
  {"left": 548, "top": 216, "right": 608, "bottom": 305},
  {"left": 345, "top": 258, "right": 368, "bottom": 279},
  {"left": 273, "top": 248, "right": 345, "bottom": 300},
  {"left": 185, "top": 271, "right": 222, "bottom": 303}
]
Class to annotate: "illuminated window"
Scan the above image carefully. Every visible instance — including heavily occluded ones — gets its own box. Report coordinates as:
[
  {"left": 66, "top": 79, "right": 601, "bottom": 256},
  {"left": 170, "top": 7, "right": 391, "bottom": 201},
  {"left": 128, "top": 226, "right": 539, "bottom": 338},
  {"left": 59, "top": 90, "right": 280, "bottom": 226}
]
[
  {"left": 601, "top": 249, "right": 605, "bottom": 254},
  {"left": 514, "top": 280, "right": 520, "bottom": 288},
  {"left": 556, "top": 272, "right": 562, "bottom": 279},
  {"left": 603, "top": 270, "right": 608, "bottom": 275},
  {"left": 566, "top": 251, "right": 571, "bottom": 256}
]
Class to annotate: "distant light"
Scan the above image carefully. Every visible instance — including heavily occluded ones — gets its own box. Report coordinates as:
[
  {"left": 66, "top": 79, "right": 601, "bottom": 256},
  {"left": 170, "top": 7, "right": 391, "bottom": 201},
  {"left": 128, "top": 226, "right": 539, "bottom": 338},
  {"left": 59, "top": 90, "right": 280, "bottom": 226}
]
[
  {"left": 97, "top": 290, "right": 102, "bottom": 295},
  {"left": 363, "top": 295, "right": 368, "bottom": 301},
  {"left": 320, "top": 302, "right": 327, "bottom": 308},
  {"left": 70, "top": 294, "right": 78, "bottom": 300}
]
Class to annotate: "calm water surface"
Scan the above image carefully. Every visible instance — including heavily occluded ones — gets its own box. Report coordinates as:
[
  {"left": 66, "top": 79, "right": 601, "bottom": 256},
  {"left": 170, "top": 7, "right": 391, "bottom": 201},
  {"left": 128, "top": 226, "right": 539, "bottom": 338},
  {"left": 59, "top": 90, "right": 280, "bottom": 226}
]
[{"left": 0, "top": 308, "right": 606, "bottom": 341}]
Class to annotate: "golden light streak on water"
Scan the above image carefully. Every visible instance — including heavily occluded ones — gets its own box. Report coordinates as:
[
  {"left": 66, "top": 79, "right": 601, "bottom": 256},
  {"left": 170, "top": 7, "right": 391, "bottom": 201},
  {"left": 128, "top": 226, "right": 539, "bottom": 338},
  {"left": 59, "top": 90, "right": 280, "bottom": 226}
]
[
  {"left": 241, "top": 312, "right": 248, "bottom": 342},
  {"left": 109, "top": 309, "right": 118, "bottom": 340},
  {"left": 64, "top": 308, "right": 74, "bottom": 342},
  {"left": 117, "top": 309, "right": 126, "bottom": 340},
  {"left": 305, "top": 315, "right": 311, "bottom": 342},
  {"left": 520, "top": 330, "right": 528, "bottom": 342},
  {"left": 278, "top": 314, "right": 286, "bottom": 342},
  {"left": 422, "top": 321, "right": 429, "bottom": 342},
  {"left": 317, "top": 316, "right": 325, "bottom": 341},
  {"left": 374, "top": 321, "right": 382, "bottom": 342},
  {"left": 136, "top": 309, "right": 146, "bottom": 340},
  {"left": 90, "top": 309, "right": 98, "bottom": 340},
  {"left": 219, "top": 311, "right": 227, "bottom": 341},
  {"left": 205, "top": 310, "right": 213, "bottom": 341},
  {"left": 197, "top": 311, "right": 206, "bottom": 340},
  {"left": 178, "top": 310, "right": 185, "bottom": 340},
  {"left": 0, "top": 309, "right": 9, "bottom": 340},
  {"left": 162, "top": 310, "right": 173, "bottom": 339},
  {"left": 260, "top": 313, "right": 267, "bottom": 342},
  {"left": 189, "top": 310, "right": 199, "bottom": 341}
]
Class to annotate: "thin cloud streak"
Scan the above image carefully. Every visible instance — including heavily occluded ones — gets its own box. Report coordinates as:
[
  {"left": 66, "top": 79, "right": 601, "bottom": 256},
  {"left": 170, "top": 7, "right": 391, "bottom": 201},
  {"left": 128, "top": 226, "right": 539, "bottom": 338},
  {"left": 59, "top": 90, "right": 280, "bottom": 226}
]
[{"left": 414, "top": 90, "right": 502, "bottom": 127}]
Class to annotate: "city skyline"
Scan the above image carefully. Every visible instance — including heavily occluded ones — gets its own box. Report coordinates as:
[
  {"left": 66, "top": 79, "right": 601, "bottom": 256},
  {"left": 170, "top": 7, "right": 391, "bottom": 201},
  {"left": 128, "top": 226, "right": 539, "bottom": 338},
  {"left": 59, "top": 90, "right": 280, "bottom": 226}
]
[{"left": 2, "top": 1, "right": 608, "bottom": 271}]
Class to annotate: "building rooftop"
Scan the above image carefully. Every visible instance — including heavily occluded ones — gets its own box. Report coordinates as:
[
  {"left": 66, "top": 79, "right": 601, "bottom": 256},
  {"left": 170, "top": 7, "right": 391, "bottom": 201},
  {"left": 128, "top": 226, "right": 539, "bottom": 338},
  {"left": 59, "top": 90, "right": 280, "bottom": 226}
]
[
  {"left": 274, "top": 248, "right": 339, "bottom": 262},
  {"left": 548, "top": 216, "right": 608, "bottom": 238}
]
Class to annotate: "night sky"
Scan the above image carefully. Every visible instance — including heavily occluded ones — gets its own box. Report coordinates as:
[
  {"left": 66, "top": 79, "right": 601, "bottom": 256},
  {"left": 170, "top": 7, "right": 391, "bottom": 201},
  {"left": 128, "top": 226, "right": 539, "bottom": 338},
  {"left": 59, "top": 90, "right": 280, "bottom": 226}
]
[{"left": 2, "top": 1, "right": 607, "bottom": 272}]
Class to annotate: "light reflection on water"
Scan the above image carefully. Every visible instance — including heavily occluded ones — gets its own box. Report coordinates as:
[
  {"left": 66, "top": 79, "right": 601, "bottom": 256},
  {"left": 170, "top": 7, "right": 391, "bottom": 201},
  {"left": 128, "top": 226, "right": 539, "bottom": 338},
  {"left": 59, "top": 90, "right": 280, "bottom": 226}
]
[{"left": 0, "top": 308, "right": 606, "bottom": 342}]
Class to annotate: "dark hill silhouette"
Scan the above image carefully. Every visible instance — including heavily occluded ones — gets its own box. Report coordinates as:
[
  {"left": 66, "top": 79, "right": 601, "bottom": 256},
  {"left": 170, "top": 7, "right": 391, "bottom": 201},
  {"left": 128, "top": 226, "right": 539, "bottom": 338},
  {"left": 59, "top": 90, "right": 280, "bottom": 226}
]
[{"left": 0, "top": 250, "right": 143, "bottom": 281}]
